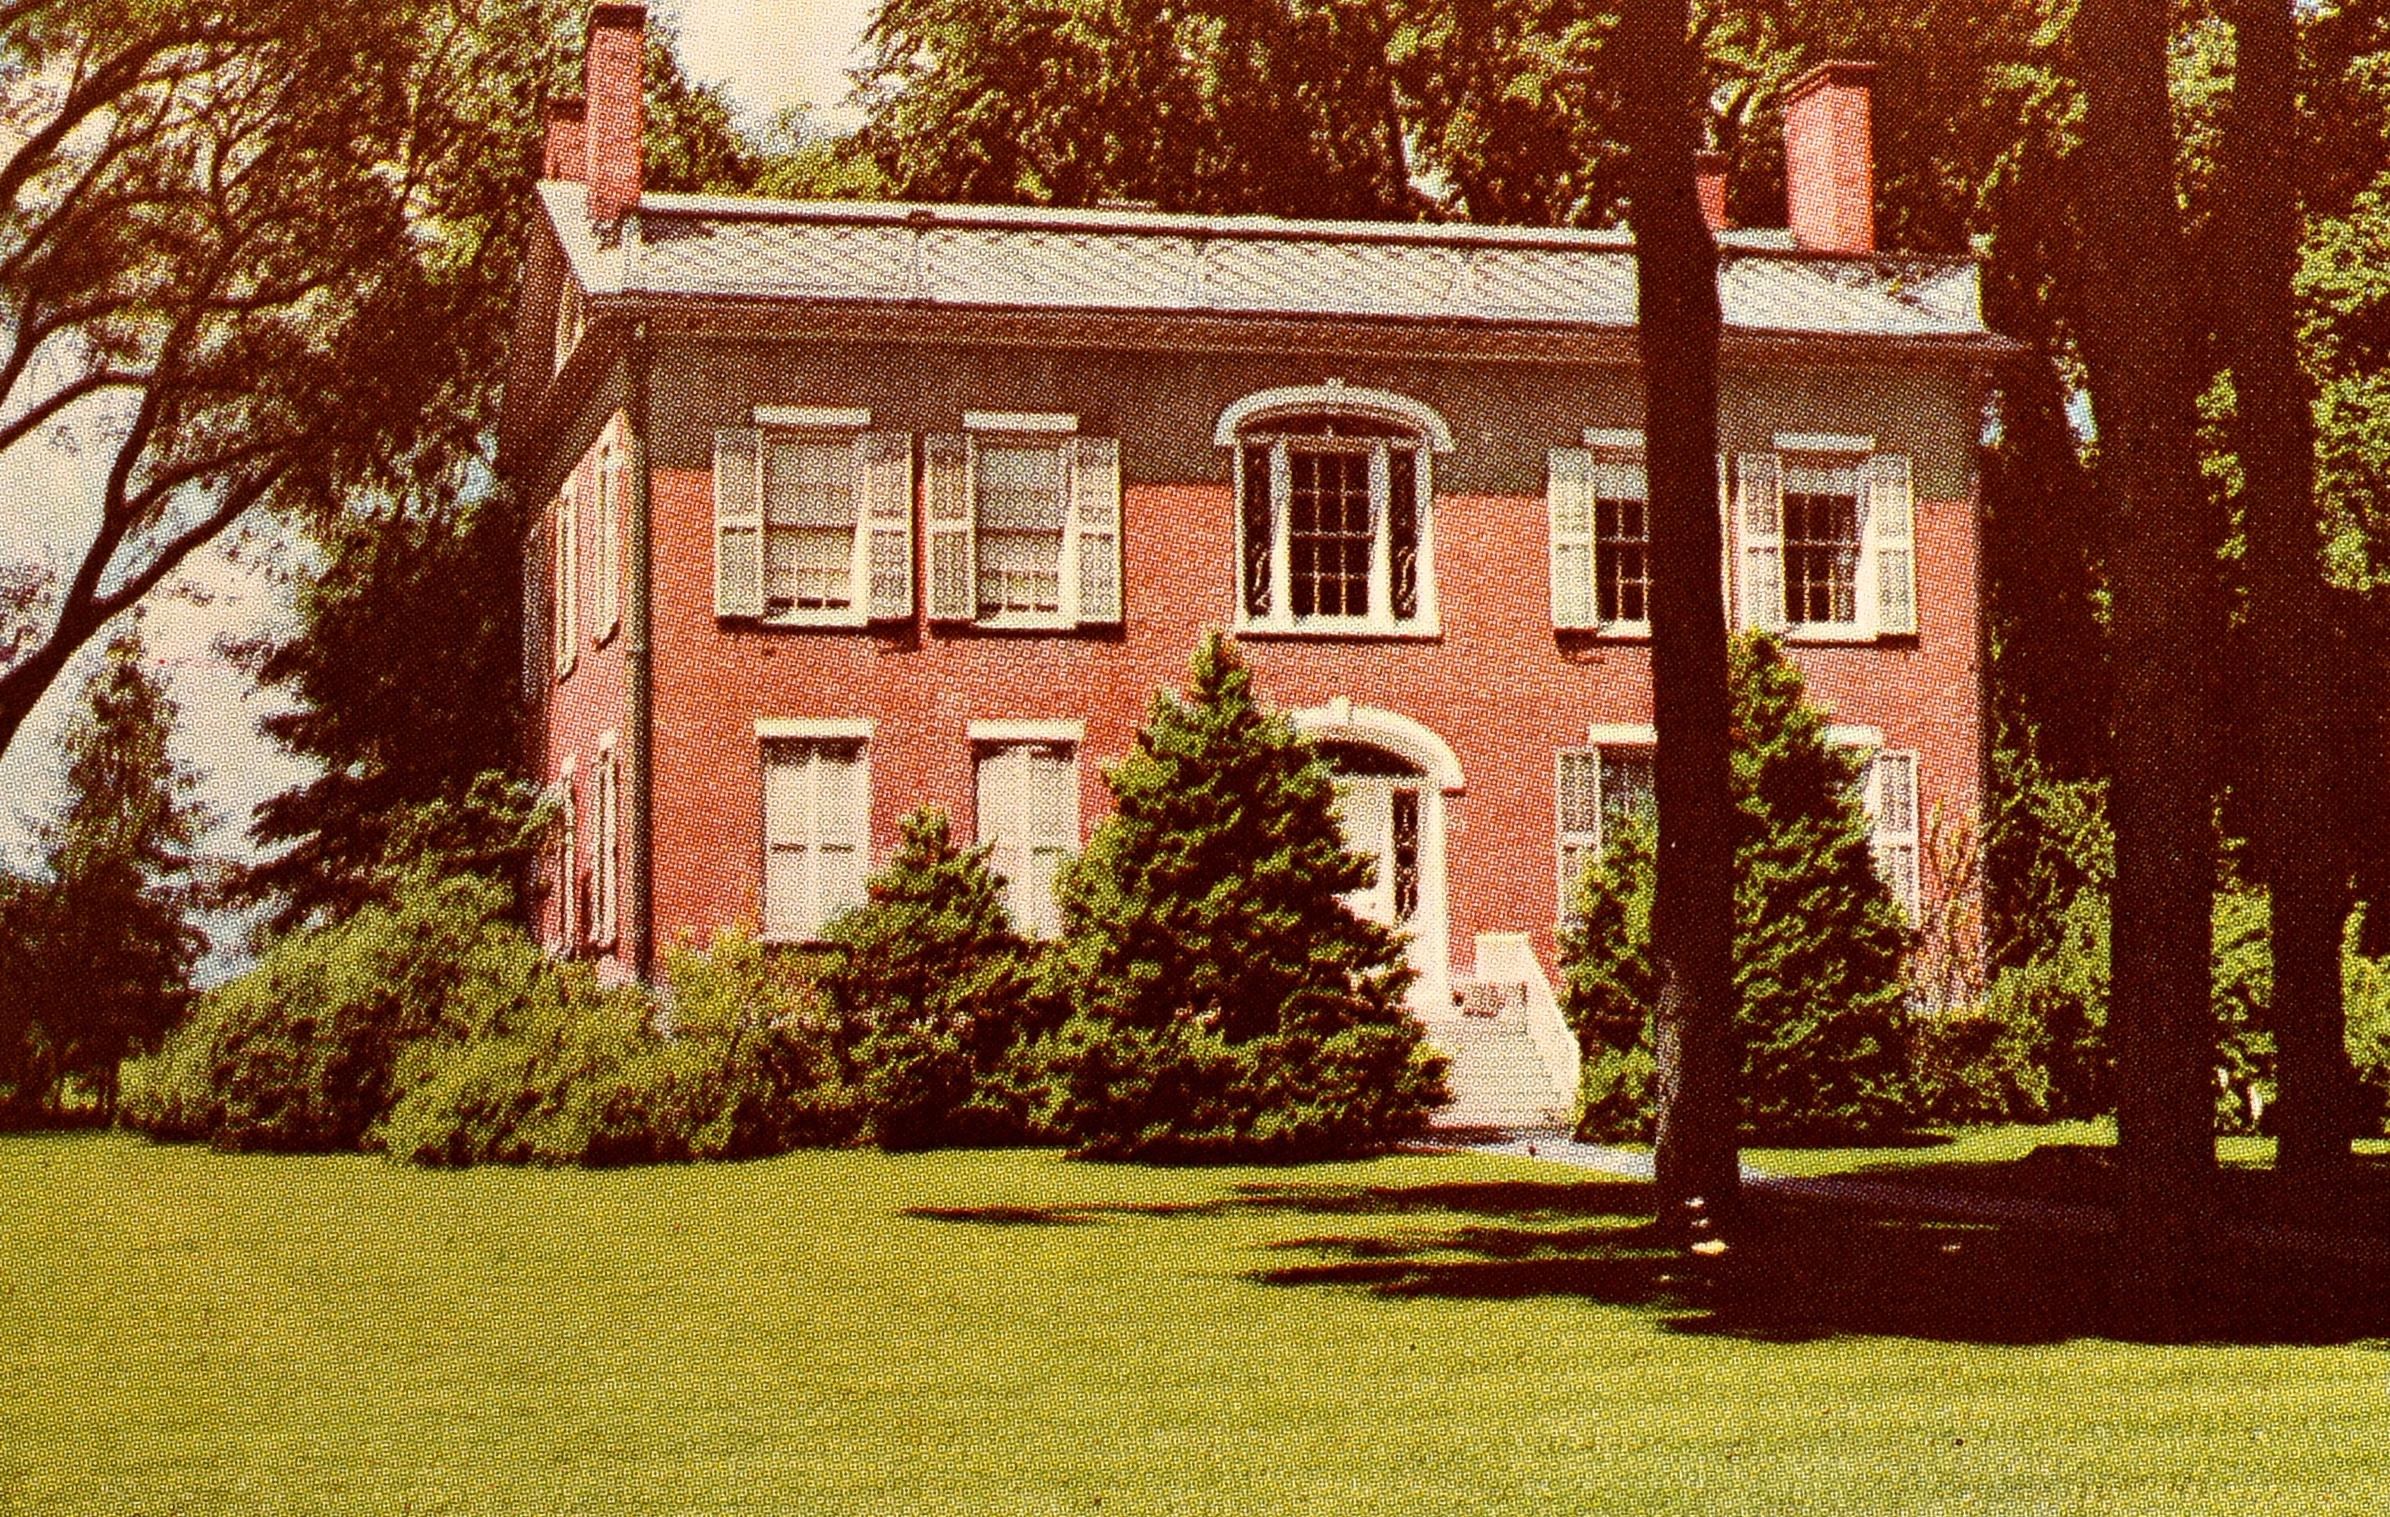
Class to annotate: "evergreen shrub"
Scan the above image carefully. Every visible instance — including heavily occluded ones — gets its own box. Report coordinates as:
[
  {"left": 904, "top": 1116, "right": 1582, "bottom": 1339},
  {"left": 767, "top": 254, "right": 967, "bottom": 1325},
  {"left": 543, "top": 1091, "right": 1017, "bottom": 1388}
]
[
  {"left": 380, "top": 928, "right": 860, "bottom": 1166},
  {"left": 120, "top": 872, "right": 535, "bottom": 1150},
  {"left": 1051, "top": 632, "right": 1447, "bottom": 1160},
  {"left": 1558, "top": 632, "right": 1913, "bottom": 1142},
  {"left": 818, "top": 808, "right": 1060, "bottom": 1150}
]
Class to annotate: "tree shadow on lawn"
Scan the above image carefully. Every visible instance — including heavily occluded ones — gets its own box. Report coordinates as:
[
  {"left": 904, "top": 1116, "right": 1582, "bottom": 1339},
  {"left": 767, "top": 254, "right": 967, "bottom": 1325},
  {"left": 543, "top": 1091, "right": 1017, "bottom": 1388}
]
[{"left": 913, "top": 1172, "right": 2390, "bottom": 1347}]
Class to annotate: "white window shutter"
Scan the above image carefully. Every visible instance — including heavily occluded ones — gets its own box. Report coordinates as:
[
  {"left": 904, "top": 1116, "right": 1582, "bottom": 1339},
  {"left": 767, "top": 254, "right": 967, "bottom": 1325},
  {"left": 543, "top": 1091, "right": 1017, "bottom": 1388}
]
[
  {"left": 1068, "top": 435, "right": 1122, "bottom": 624},
  {"left": 1736, "top": 453, "right": 1785, "bottom": 631},
  {"left": 924, "top": 432, "right": 976, "bottom": 621},
  {"left": 1869, "top": 453, "right": 1916, "bottom": 636},
  {"left": 860, "top": 431, "right": 915, "bottom": 620},
  {"left": 713, "top": 428, "right": 765, "bottom": 619},
  {"left": 1548, "top": 447, "right": 1595, "bottom": 629}
]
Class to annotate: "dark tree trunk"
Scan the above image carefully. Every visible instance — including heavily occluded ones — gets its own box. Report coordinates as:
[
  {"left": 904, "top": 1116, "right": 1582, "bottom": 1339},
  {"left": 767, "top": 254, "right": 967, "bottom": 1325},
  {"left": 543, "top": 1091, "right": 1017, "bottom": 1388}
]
[
  {"left": 2075, "top": 0, "right": 2220, "bottom": 1339},
  {"left": 1618, "top": 0, "right": 1741, "bottom": 1233},
  {"left": 2226, "top": 0, "right": 2355, "bottom": 1183}
]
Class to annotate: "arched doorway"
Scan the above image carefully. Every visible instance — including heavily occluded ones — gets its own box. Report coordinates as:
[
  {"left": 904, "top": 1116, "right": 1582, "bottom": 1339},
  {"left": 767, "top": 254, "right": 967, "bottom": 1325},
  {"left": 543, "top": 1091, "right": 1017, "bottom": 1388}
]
[{"left": 1292, "top": 701, "right": 1463, "bottom": 1016}]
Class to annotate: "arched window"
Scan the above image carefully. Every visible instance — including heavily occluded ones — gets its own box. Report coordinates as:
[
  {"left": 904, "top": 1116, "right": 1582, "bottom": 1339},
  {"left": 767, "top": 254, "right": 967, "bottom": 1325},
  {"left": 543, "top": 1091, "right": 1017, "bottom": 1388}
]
[{"left": 1225, "top": 390, "right": 1442, "bottom": 633}]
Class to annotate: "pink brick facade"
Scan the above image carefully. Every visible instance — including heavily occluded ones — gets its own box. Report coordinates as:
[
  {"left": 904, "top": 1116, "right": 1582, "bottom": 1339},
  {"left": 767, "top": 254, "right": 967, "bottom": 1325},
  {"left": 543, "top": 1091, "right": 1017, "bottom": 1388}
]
[{"left": 526, "top": 335, "right": 1988, "bottom": 991}]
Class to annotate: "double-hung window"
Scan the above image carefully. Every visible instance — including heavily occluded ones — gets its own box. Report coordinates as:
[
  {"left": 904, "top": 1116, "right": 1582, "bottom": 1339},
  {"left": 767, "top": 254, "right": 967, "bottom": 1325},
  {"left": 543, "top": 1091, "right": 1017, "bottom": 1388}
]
[
  {"left": 1549, "top": 432, "right": 1651, "bottom": 632},
  {"left": 1856, "top": 748, "right": 1922, "bottom": 919},
  {"left": 713, "top": 410, "right": 914, "bottom": 625},
  {"left": 592, "top": 739, "right": 619, "bottom": 950},
  {"left": 552, "top": 484, "right": 579, "bottom": 679},
  {"left": 761, "top": 730, "right": 870, "bottom": 940},
  {"left": 593, "top": 441, "right": 622, "bottom": 643},
  {"left": 923, "top": 415, "right": 1122, "bottom": 629},
  {"left": 1236, "top": 412, "right": 1435, "bottom": 633},
  {"left": 553, "top": 758, "right": 579, "bottom": 951},
  {"left": 1557, "top": 737, "right": 1656, "bottom": 919},
  {"left": 1735, "top": 438, "right": 1915, "bottom": 638},
  {"left": 974, "top": 731, "right": 1079, "bottom": 938}
]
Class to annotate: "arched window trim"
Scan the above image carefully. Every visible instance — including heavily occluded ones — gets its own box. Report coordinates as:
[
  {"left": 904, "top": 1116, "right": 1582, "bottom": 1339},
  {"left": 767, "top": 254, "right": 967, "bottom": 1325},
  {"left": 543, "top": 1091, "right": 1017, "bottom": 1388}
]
[
  {"left": 1221, "top": 386, "right": 1445, "bottom": 637},
  {"left": 1212, "top": 385, "right": 1455, "bottom": 451}
]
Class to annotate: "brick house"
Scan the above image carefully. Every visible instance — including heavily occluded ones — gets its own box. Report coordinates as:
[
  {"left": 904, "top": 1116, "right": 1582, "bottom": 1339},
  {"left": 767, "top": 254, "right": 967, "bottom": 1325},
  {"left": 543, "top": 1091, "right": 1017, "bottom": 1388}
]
[{"left": 504, "top": 6, "right": 2014, "bottom": 1125}]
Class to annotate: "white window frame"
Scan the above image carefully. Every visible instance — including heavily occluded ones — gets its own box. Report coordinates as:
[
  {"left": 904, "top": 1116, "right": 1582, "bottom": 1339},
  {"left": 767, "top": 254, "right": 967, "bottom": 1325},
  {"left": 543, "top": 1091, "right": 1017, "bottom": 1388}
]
[
  {"left": 763, "top": 417, "right": 878, "bottom": 629},
  {"left": 1735, "top": 437, "right": 1916, "bottom": 642},
  {"left": 714, "top": 414, "right": 914, "bottom": 626},
  {"left": 1549, "top": 430, "right": 1651, "bottom": 635},
  {"left": 1556, "top": 730, "right": 1657, "bottom": 922},
  {"left": 760, "top": 729, "right": 873, "bottom": 943},
  {"left": 1232, "top": 418, "right": 1439, "bottom": 637},
  {"left": 592, "top": 736, "right": 619, "bottom": 950},
  {"left": 1856, "top": 747, "right": 1923, "bottom": 920},
  {"left": 552, "top": 483, "right": 579, "bottom": 680},
  {"left": 974, "top": 734, "right": 1080, "bottom": 939},
  {"left": 553, "top": 757, "right": 579, "bottom": 952},
  {"left": 593, "top": 439, "right": 621, "bottom": 644},
  {"left": 923, "top": 419, "right": 1122, "bottom": 630}
]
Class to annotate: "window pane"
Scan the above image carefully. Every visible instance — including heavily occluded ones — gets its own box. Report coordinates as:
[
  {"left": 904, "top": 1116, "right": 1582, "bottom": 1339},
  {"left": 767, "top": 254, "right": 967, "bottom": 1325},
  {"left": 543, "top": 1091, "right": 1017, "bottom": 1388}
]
[
  {"left": 767, "top": 439, "right": 858, "bottom": 527},
  {"left": 1289, "top": 448, "right": 1371, "bottom": 618},
  {"left": 1783, "top": 488, "right": 1860, "bottom": 624},
  {"left": 978, "top": 529, "right": 1064, "bottom": 615},
  {"left": 1596, "top": 492, "right": 1650, "bottom": 624},
  {"left": 1391, "top": 787, "right": 1421, "bottom": 922},
  {"left": 977, "top": 444, "right": 1067, "bottom": 530},
  {"left": 1877, "top": 753, "right": 1917, "bottom": 835},
  {"left": 1388, "top": 448, "right": 1418, "bottom": 621},
  {"left": 767, "top": 525, "right": 855, "bottom": 610},
  {"left": 1557, "top": 750, "right": 1601, "bottom": 836}
]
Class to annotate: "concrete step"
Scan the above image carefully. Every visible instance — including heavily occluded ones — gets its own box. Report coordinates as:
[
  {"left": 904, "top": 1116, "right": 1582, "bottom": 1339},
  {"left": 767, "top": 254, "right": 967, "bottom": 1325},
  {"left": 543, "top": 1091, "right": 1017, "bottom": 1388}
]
[{"left": 1421, "top": 999, "right": 1570, "bottom": 1134}]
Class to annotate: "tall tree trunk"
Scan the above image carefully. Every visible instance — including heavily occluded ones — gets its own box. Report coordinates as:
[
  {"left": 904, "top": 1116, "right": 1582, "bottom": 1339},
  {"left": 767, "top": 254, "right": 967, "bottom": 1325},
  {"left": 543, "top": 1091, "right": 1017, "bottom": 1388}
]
[
  {"left": 2075, "top": 0, "right": 2220, "bottom": 1339},
  {"left": 2227, "top": 0, "right": 2355, "bottom": 1183},
  {"left": 1618, "top": 0, "right": 1740, "bottom": 1234}
]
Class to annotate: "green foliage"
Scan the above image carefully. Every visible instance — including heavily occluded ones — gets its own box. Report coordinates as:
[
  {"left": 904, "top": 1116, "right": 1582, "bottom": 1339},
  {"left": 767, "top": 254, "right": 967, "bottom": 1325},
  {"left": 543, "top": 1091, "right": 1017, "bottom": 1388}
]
[
  {"left": 232, "top": 508, "right": 534, "bottom": 935},
  {"left": 1573, "top": 1045, "right": 1657, "bottom": 1145},
  {"left": 1, "top": 631, "right": 208, "bottom": 1122},
  {"left": 750, "top": 107, "right": 891, "bottom": 201},
  {"left": 1051, "top": 632, "right": 1446, "bottom": 1160},
  {"left": 1954, "top": 888, "right": 2112, "bottom": 1124},
  {"left": 1557, "top": 633, "right": 1913, "bottom": 1141},
  {"left": 819, "top": 809, "right": 1060, "bottom": 1150},
  {"left": 856, "top": 0, "right": 1417, "bottom": 217},
  {"left": 127, "top": 871, "right": 863, "bottom": 1165},
  {"left": 120, "top": 872, "right": 533, "bottom": 1151},
  {"left": 381, "top": 929, "right": 861, "bottom": 1167},
  {"left": 1557, "top": 815, "right": 1657, "bottom": 1062}
]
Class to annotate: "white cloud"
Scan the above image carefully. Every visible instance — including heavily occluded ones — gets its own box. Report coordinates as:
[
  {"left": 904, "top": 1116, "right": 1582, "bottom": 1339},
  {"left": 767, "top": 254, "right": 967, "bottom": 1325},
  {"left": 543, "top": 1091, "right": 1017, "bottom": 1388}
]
[{"left": 667, "top": 0, "right": 880, "bottom": 129}]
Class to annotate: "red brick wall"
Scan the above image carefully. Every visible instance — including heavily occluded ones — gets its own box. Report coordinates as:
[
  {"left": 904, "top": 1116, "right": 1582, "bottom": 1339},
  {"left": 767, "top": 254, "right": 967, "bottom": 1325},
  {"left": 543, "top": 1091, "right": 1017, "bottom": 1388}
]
[{"left": 642, "top": 461, "right": 1982, "bottom": 982}]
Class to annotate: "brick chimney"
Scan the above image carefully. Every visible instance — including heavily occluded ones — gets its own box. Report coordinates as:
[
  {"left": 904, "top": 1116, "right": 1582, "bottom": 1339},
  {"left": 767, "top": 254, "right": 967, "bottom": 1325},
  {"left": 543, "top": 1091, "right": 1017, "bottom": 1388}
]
[
  {"left": 582, "top": 3, "right": 647, "bottom": 224},
  {"left": 1695, "top": 150, "right": 1730, "bottom": 232},
  {"left": 541, "top": 96, "right": 587, "bottom": 183},
  {"left": 1782, "top": 60, "right": 1875, "bottom": 254}
]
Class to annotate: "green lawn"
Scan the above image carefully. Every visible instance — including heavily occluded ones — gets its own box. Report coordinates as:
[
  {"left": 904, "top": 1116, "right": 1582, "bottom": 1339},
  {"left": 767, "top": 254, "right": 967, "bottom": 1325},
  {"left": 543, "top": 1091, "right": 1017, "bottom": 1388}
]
[{"left": 4, "top": 1132, "right": 2388, "bottom": 1515}]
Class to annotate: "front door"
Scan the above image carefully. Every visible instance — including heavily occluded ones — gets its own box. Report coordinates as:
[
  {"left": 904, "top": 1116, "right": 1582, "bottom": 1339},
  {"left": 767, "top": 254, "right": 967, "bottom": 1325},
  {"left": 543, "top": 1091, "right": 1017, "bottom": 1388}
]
[{"left": 1324, "top": 742, "right": 1442, "bottom": 1008}]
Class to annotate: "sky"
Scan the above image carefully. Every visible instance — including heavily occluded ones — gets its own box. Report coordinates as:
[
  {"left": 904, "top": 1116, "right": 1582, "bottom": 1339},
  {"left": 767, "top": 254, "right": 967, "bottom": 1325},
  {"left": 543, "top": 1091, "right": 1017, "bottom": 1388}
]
[{"left": 670, "top": 0, "right": 881, "bottom": 130}]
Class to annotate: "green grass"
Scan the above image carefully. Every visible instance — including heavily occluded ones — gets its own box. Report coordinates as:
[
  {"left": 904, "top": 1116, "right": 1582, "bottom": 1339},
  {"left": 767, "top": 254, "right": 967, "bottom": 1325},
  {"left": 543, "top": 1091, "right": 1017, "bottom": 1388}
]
[{"left": 5, "top": 1132, "right": 2389, "bottom": 1516}]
